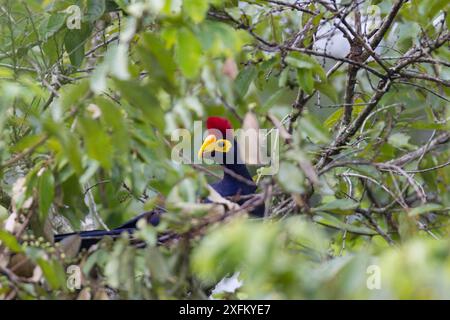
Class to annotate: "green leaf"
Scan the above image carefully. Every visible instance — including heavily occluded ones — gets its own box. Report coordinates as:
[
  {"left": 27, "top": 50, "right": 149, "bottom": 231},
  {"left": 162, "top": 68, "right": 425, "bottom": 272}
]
[
  {"left": 261, "top": 88, "right": 287, "bottom": 112},
  {"left": 278, "top": 68, "right": 289, "bottom": 87},
  {"left": 11, "top": 134, "right": 47, "bottom": 153},
  {"left": 37, "top": 258, "right": 66, "bottom": 290},
  {"left": 197, "top": 21, "right": 242, "bottom": 56},
  {"left": 86, "top": 0, "right": 106, "bottom": 22},
  {"left": 65, "top": 134, "right": 84, "bottom": 175},
  {"left": 139, "top": 32, "right": 177, "bottom": 89},
  {"left": 285, "top": 56, "right": 315, "bottom": 69},
  {"left": 42, "top": 13, "right": 66, "bottom": 40},
  {"left": 147, "top": 247, "right": 170, "bottom": 282},
  {"left": 109, "top": 43, "right": 130, "bottom": 80},
  {"left": 0, "top": 205, "right": 7, "bottom": 221},
  {"left": 277, "top": 162, "right": 305, "bottom": 193},
  {"left": 313, "top": 213, "right": 377, "bottom": 235},
  {"left": 313, "top": 198, "right": 359, "bottom": 215},
  {"left": 90, "top": 41, "right": 130, "bottom": 93},
  {"left": 64, "top": 23, "right": 92, "bottom": 68},
  {"left": 299, "top": 115, "right": 330, "bottom": 144},
  {"left": 0, "top": 230, "right": 23, "bottom": 253},
  {"left": 423, "top": 0, "right": 449, "bottom": 20},
  {"left": 38, "top": 169, "right": 55, "bottom": 221},
  {"left": 114, "top": 80, "right": 165, "bottom": 131},
  {"left": 235, "top": 65, "right": 257, "bottom": 98},
  {"left": 43, "top": 117, "right": 84, "bottom": 175},
  {"left": 316, "top": 81, "right": 338, "bottom": 103},
  {"left": 286, "top": 52, "right": 326, "bottom": 80},
  {"left": 324, "top": 108, "right": 344, "bottom": 128},
  {"left": 183, "top": 0, "right": 209, "bottom": 23},
  {"left": 175, "top": 27, "right": 202, "bottom": 78},
  {"left": 42, "top": 30, "right": 65, "bottom": 66},
  {"left": 95, "top": 97, "right": 129, "bottom": 153},
  {"left": 408, "top": 203, "right": 443, "bottom": 217},
  {"left": 398, "top": 212, "right": 417, "bottom": 240},
  {"left": 324, "top": 105, "right": 366, "bottom": 128},
  {"left": 408, "top": 122, "right": 448, "bottom": 130},
  {"left": 90, "top": 62, "right": 108, "bottom": 94},
  {"left": 78, "top": 117, "right": 113, "bottom": 170},
  {"left": 297, "top": 69, "right": 314, "bottom": 94},
  {"left": 447, "top": 10, "right": 450, "bottom": 29},
  {"left": 59, "top": 79, "right": 90, "bottom": 111}
]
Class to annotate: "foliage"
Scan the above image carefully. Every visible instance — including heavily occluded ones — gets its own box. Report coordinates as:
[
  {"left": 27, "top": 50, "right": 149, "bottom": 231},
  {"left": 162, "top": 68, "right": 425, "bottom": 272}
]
[{"left": 0, "top": 0, "right": 449, "bottom": 299}]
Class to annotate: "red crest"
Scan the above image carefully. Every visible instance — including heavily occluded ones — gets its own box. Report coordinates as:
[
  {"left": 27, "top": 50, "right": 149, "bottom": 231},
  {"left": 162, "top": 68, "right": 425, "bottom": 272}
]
[{"left": 206, "top": 116, "right": 233, "bottom": 137}]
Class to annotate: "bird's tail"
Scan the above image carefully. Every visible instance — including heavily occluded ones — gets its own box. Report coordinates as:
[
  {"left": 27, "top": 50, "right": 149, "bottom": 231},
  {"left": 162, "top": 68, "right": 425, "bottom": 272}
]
[
  {"left": 54, "top": 210, "right": 163, "bottom": 250},
  {"left": 54, "top": 228, "right": 138, "bottom": 250}
]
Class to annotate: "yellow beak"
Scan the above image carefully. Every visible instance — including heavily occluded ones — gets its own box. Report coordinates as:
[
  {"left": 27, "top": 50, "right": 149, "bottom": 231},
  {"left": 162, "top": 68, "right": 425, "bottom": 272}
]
[{"left": 198, "top": 135, "right": 217, "bottom": 159}]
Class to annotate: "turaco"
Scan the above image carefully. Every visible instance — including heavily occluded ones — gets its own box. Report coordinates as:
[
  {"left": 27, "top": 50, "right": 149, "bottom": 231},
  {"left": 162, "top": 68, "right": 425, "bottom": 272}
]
[{"left": 55, "top": 116, "right": 264, "bottom": 248}]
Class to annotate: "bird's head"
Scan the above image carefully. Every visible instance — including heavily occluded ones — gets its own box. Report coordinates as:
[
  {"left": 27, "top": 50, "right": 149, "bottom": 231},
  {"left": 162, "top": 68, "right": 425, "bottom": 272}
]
[{"left": 198, "top": 116, "right": 236, "bottom": 165}]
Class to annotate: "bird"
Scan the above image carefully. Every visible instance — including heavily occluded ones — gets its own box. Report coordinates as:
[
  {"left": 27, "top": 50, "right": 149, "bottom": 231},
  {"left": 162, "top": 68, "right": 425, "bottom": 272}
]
[{"left": 54, "top": 116, "right": 264, "bottom": 249}]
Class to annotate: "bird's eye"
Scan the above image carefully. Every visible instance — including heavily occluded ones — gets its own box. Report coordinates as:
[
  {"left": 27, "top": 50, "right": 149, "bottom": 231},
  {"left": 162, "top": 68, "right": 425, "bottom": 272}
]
[{"left": 214, "top": 139, "right": 231, "bottom": 153}]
